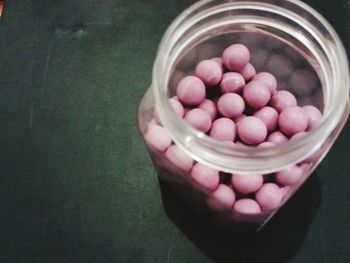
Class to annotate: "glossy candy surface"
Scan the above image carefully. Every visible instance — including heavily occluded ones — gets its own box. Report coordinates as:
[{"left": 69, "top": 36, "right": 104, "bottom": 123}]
[
  {"left": 217, "top": 93, "right": 245, "bottom": 118},
  {"left": 176, "top": 76, "right": 206, "bottom": 106},
  {"left": 222, "top": 44, "right": 250, "bottom": 71},
  {"left": 143, "top": 41, "right": 324, "bottom": 226},
  {"left": 195, "top": 59, "right": 223, "bottom": 86},
  {"left": 237, "top": 116, "right": 268, "bottom": 145}
]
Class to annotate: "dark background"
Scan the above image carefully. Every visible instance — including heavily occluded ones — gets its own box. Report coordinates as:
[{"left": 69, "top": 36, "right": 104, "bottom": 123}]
[{"left": 0, "top": 0, "right": 349, "bottom": 262}]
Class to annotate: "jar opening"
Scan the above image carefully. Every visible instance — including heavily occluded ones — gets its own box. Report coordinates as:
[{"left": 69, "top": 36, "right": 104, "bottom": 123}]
[{"left": 152, "top": 0, "right": 349, "bottom": 174}]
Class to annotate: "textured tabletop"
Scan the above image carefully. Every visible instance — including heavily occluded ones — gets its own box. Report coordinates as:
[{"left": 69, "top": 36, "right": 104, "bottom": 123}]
[{"left": 0, "top": 0, "right": 349, "bottom": 262}]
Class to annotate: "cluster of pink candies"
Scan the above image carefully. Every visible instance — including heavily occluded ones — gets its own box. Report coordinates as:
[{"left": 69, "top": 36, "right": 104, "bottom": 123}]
[{"left": 144, "top": 43, "right": 322, "bottom": 220}]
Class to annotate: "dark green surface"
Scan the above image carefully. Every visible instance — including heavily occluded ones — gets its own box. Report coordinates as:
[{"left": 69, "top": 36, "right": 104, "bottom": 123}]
[{"left": 0, "top": 0, "right": 349, "bottom": 262}]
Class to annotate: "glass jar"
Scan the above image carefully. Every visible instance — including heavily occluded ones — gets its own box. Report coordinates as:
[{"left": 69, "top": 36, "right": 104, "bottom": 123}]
[{"left": 137, "top": 0, "right": 349, "bottom": 230}]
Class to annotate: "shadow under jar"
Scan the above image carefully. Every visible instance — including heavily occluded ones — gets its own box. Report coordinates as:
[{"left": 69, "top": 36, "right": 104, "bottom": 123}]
[{"left": 138, "top": 0, "right": 349, "bottom": 231}]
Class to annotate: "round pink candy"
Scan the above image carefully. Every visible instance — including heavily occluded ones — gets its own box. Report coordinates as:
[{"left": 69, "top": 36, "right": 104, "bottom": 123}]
[
  {"left": 280, "top": 186, "right": 292, "bottom": 199},
  {"left": 176, "top": 76, "right": 206, "bottom": 106},
  {"left": 290, "top": 131, "right": 308, "bottom": 141},
  {"left": 238, "top": 63, "right": 256, "bottom": 81},
  {"left": 276, "top": 165, "right": 303, "bottom": 186},
  {"left": 198, "top": 99, "right": 217, "bottom": 120},
  {"left": 165, "top": 145, "right": 194, "bottom": 172},
  {"left": 210, "top": 118, "right": 236, "bottom": 142},
  {"left": 222, "top": 44, "right": 250, "bottom": 71},
  {"left": 220, "top": 72, "right": 245, "bottom": 93},
  {"left": 234, "top": 141, "right": 245, "bottom": 146},
  {"left": 302, "top": 105, "right": 322, "bottom": 130},
  {"left": 279, "top": 106, "right": 308, "bottom": 136},
  {"left": 233, "top": 114, "right": 246, "bottom": 125},
  {"left": 243, "top": 80, "right": 271, "bottom": 109},
  {"left": 267, "top": 131, "right": 288, "bottom": 144},
  {"left": 184, "top": 108, "right": 212, "bottom": 133},
  {"left": 234, "top": 199, "right": 261, "bottom": 214},
  {"left": 255, "top": 183, "right": 282, "bottom": 210},
  {"left": 169, "top": 97, "right": 185, "bottom": 116},
  {"left": 191, "top": 163, "right": 220, "bottom": 192},
  {"left": 207, "top": 184, "right": 236, "bottom": 212},
  {"left": 253, "top": 72, "right": 277, "bottom": 94},
  {"left": 144, "top": 124, "right": 172, "bottom": 152},
  {"left": 258, "top": 141, "right": 275, "bottom": 148},
  {"left": 195, "top": 59, "right": 223, "bottom": 86},
  {"left": 270, "top": 90, "right": 297, "bottom": 112},
  {"left": 154, "top": 97, "right": 185, "bottom": 125},
  {"left": 211, "top": 57, "right": 224, "bottom": 71},
  {"left": 232, "top": 174, "right": 263, "bottom": 194},
  {"left": 237, "top": 116, "right": 267, "bottom": 145},
  {"left": 253, "top": 106, "right": 279, "bottom": 133},
  {"left": 217, "top": 93, "right": 245, "bottom": 118}
]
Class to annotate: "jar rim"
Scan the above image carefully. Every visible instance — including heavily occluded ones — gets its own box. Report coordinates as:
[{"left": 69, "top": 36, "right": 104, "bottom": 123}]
[{"left": 152, "top": 0, "right": 350, "bottom": 174}]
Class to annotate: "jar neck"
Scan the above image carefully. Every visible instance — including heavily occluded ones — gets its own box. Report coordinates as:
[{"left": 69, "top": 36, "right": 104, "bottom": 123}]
[{"left": 152, "top": 0, "right": 349, "bottom": 174}]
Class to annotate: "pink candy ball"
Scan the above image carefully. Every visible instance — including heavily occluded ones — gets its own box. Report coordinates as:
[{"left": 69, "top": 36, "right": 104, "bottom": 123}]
[
  {"left": 207, "top": 184, "right": 236, "bottom": 212},
  {"left": 165, "top": 145, "right": 194, "bottom": 172},
  {"left": 279, "top": 106, "right": 308, "bottom": 136},
  {"left": 233, "top": 114, "right": 246, "bottom": 125},
  {"left": 280, "top": 186, "right": 292, "bottom": 199},
  {"left": 154, "top": 97, "right": 185, "bottom": 125},
  {"left": 302, "top": 105, "right": 322, "bottom": 130},
  {"left": 270, "top": 90, "right": 297, "bottom": 112},
  {"left": 243, "top": 80, "right": 271, "bottom": 109},
  {"left": 267, "top": 131, "right": 288, "bottom": 144},
  {"left": 253, "top": 106, "right": 279, "bottom": 133},
  {"left": 253, "top": 72, "right": 277, "bottom": 94},
  {"left": 211, "top": 57, "right": 224, "bottom": 71},
  {"left": 184, "top": 108, "right": 212, "bottom": 133},
  {"left": 217, "top": 93, "right": 245, "bottom": 118},
  {"left": 144, "top": 124, "right": 172, "bottom": 152},
  {"left": 195, "top": 59, "right": 223, "bottom": 86},
  {"left": 255, "top": 183, "right": 282, "bottom": 211},
  {"left": 232, "top": 174, "right": 263, "bottom": 194},
  {"left": 290, "top": 131, "right": 308, "bottom": 141},
  {"left": 191, "top": 163, "right": 220, "bottom": 192},
  {"left": 222, "top": 44, "right": 250, "bottom": 71},
  {"left": 176, "top": 76, "right": 206, "bottom": 106},
  {"left": 237, "top": 116, "right": 267, "bottom": 145},
  {"left": 210, "top": 118, "right": 236, "bottom": 142},
  {"left": 198, "top": 99, "right": 217, "bottom": 120},
  {"left": 258, "top": 141, "right": 275, "bottom": 148},
  {"left": 234, "top": 199, "right": 261, "bottom": 214},
  {"left": 220, "top": 72, "right": 245, "bottom": 93},
  {"left": 145, "top": 42, "right": 326, "bottom": 222},
  {"left": 276, "top": 165, "right": 303, "bottom": 186},
  {"left": 239, "top": 63, "right": 256, "bottom": 81},
  {"left": 169, "top": 97, "right": 185, "bottom": 116}
]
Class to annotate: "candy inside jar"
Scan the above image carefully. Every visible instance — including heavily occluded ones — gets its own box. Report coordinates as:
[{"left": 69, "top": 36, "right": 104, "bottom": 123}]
[
  {"left": 143, "top": 35, "right": 325, "bottom": 230},
  {"left": 138, "top": 0, "right": 349, "bottom": 231}
]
